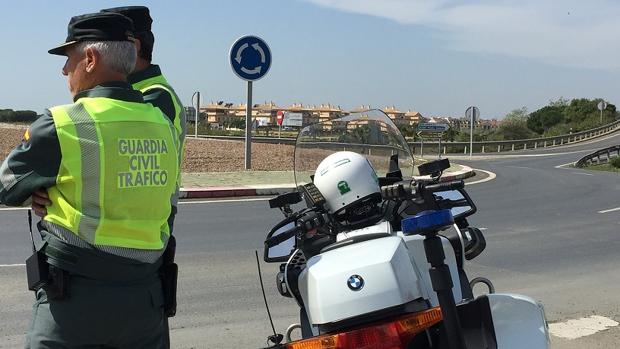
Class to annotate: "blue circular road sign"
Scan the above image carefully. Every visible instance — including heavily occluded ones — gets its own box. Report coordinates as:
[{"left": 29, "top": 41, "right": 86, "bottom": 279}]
[{"left": 229, "top": 35, "right": 272, "bottom": 81}]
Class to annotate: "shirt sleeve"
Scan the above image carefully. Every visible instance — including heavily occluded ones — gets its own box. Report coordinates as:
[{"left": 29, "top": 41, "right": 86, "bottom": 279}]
[
  {"left": 142, "top": 88, "right": 176, "bottom": 124},
  {"left": 0, "top": 110, "right": 61, "bottom": 206}
]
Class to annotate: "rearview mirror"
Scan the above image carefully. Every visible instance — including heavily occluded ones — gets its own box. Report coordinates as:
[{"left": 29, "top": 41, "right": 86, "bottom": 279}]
[
  {"left": 264, "top": 221, "right": 297, "bottom": 263},
  {"left": 434, "top": 188, "right": 477, "bottom": 220},
  {"left": 463, "top": 227, "right": 486, "bottom": 260}
]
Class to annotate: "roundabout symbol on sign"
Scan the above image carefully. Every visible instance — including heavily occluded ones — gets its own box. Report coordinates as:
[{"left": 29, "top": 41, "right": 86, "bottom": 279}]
[{"left": 230, "top": 35, "right": 271, "bottom": 81}]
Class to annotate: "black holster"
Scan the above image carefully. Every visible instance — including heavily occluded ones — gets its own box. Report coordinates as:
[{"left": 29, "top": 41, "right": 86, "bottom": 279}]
[
  {"left": 26, "top": 247, "right": 49, "bottom": 292},
  {"left": 160, "top": 235, "right": 178, "bottom": 317},
  {"left": 46, "top": 265, "right": 70, "bottom": 300},
  {"left": 26, "top": 245, "right": 69, "bottom": 300}
]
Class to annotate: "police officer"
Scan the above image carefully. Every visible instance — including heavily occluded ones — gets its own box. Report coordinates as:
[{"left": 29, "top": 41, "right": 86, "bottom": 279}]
[
  {"left": 0, "top": 12, "right": 178, "bottom": 348},
  {"left": 102, "top": 6, "right": 186, "bottom": 233},
  {"left": 32, "top": 6, "right": 186, "bottom": 232},
  {"left": 100, "top": 8, "right": 185, "bottom": 345}
]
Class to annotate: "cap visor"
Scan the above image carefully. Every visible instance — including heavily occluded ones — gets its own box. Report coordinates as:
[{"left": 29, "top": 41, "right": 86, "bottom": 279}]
[{"left": 48, "top": 41, "right": 78, "bottom": 55}]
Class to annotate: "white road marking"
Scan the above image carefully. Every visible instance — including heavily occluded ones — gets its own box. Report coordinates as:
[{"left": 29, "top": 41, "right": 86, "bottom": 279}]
[
  {"left": 598, "top": 206, "right": 620, "bottom": 214},
  {"left": 549, "top": 315, "right": 619, "bottom": 340},
  {"left": 0, "top": 207, "right": 29, "bottom": 211},
  {"left": 0, "top": 263, "right": 25, "bottom": 267},
  {"left": 449, "top": 148, "right": 592, "bottom": 160},
  {"left": 572, "top": 172, "right": 593, "bottom": 176},
  {"left": 178, "top": 198, "right": 271, "bottom": 205},
  {"left": 506, "top": 165, "right": 535, "bottom": 170},
  {"left": 555, "top": 161, "right": 576, "bottom": 169},
  {"left": 466, "top": 169, "right": 497, "bottom": 186},
  {"left": 479, "top": 227, "right": 488, "bottom": 230}
]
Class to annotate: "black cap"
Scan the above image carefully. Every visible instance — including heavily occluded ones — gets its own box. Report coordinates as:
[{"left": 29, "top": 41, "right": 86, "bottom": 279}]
[
  {"left": 48, "top": 12, "right": 135, "bottom": 56},
  {"left": 101, "top": 6, "right": 152, "bottom": 32}
]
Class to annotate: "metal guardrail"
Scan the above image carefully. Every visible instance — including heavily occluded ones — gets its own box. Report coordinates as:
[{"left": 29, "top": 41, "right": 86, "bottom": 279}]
[
  {"left": 188, "top": 119, "right": 620, "bottom": 154},
  {"left": 193, "top": 134, "right": 296, "bottom": 145},
  {"left": 410, "top": 119, "right": 620, "bottom": 155},
  {"left": 575, "top": 145, "right": 620, "bottom": 168}
]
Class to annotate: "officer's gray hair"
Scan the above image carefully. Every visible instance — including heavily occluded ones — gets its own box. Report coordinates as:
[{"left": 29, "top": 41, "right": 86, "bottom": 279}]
[{"left": 74, "top": 41, "right": 137, "bottom": 75}]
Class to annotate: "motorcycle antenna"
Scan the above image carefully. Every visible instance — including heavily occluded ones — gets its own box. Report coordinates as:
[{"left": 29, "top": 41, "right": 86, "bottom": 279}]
[{"left": 254, "top": 250, "right": 284, "bottom": 345}]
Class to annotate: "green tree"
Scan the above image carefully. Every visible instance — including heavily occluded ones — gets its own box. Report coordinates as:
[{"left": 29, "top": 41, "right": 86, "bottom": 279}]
[
  {"left": 527, "top": 105, "right": 565, "bottom": 134},
  {"left": 563, "top": 98, "right": 597, "bottom": 125},
  {"left": 498, "top": 107, "right": 537, "bottom": 140},
  {"left": 543, "top": 123, "right": 571, "bottom": 137},
  {"left": 352, "top": 125, "right": 371, "bottom": 143},
  {"left": 397, "top": 125, "right": 414, "bottom": 138},
  {"left": 442, "top": 127, "right": 458, "bottom": 142},
  {"left": 549, "top": 97, "right": 569, "bottom": 107}
]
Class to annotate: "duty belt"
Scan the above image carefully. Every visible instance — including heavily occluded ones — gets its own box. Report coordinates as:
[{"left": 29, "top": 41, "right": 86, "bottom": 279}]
[{"left": 40, "top": 229, "right": 163, "bottom": 284}]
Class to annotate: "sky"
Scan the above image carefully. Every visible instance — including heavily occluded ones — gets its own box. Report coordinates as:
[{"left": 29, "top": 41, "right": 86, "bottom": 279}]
[{"left": 1, "top": 0, "right": 619, "bottom": 119}]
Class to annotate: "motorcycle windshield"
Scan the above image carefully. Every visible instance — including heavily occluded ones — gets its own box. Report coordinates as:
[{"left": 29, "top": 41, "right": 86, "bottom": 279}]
[{"left": 294, "top": 109, "right": 414, "bottom": 186}]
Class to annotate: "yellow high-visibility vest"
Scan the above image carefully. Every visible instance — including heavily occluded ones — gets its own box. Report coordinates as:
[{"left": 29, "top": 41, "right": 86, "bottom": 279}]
[
  {"left": 132, "top": 74, "right": 186, "bottom": 176},
  {"left": 44, "top": 97, "right": 178, "bottom": 250}
]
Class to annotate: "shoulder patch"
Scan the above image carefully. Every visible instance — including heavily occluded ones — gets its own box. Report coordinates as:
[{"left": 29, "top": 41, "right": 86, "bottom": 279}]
[{"left": 23, "top": 128, "right": 30, "bottom": 142}]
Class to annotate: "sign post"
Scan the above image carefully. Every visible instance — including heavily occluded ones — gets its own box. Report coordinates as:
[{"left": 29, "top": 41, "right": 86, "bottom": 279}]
[
  {"left": 276, "top": 110, "right": 284, "bottom": 138},
  {"left": 230, "top": 35, "right": 272, "bottom": 170},
  {"left": 417, "top": 123, "right": 449, "bottom": 159},
  {"left": 465, "top": 106, "right": 480, "bottom": 158},
  {"left": 191, "top": 91, "right": 200, "bottom": 138},
  {"left": 598, "top": 100, "right": 607, "bottom": 124}
]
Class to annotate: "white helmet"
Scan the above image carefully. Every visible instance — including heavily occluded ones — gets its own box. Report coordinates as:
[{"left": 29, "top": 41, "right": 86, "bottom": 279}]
[{"left": 313, "top": 152, "right": 382, "bottom": 222}]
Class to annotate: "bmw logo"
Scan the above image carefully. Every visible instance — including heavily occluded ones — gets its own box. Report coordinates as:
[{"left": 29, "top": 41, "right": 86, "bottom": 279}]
[{"left": 347, "top": 275, "right": 364, "bottom": 291}]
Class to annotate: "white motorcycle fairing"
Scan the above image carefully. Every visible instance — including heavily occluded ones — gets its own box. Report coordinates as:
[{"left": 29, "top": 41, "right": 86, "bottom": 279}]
[
  {"left": 488, "top": 293, "right": 550, "bottom": 348},
  {"left": 297, "top": 222, "right": 464, "bottom": 326},
  {"left": 298, "top": 235, "right": 423, "bottom": 325}
]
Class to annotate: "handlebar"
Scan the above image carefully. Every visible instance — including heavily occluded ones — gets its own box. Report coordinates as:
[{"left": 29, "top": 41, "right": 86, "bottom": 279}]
[
  {"left": 424, "top": 180, "right": 464, "bottom": 193},
  {"left": 381, "top": 179, "right": 465, "bottom": 201},
  {"left": 265, "top": 226, "right": 300, "bottom": 248}
]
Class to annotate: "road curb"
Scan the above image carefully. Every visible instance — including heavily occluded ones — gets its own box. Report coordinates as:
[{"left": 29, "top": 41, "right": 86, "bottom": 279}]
[{"left": 180, "top": 166, "right": 476, "bottom": 199}]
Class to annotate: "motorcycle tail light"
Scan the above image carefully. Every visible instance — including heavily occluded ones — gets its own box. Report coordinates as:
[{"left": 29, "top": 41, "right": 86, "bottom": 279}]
[{"left": 286, "top": 307, "right": 442, "bottom": 349}]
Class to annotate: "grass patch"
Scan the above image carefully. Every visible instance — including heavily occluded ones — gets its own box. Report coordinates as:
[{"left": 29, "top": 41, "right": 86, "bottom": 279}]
[{"left": 584, "top": 163, "right": 620, "bottom": 173}]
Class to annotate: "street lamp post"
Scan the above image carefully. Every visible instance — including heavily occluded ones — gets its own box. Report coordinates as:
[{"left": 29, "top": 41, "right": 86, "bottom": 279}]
[{"left": 191, "top": 91, "right": 201, "bottom": 138}]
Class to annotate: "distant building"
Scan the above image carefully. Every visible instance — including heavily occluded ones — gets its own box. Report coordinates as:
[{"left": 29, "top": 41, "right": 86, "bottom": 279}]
[
  {"left": 381, "top": 106, "right": 423, "bottom": 127},
  {"left": 432, "top": 116, "right": 500, "bottom": 131},
  {"left": 286, "top": 103, "right": 319, "bottom": 126},
  {"left": 188, "top": 102, "right": 427, "bottom": 130}
]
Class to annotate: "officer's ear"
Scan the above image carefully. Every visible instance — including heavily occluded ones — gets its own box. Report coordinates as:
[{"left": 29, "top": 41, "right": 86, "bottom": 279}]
[
  {"left": 84, "top": 46, "right": 99, "bottom": 74},
  {"left": 134, "top": 38, "right": 142, "bottom": 55}
]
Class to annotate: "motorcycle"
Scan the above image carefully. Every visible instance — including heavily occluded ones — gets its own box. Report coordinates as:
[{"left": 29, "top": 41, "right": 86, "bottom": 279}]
[{"left": 259, "top": 110, "right": 549, "bottom": 349}]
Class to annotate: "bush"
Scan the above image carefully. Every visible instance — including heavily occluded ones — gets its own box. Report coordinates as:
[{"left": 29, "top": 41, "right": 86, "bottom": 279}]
[
  {"left": 0, "top": 109, "right": 38, "bottom": 122},
  {"left": 610, "top": 156, "right": 620, "bottom": 168}
]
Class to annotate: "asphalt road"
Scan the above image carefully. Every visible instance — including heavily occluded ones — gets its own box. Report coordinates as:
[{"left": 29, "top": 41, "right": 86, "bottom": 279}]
[{"left": 1, "top": 133, "right": 619, "bottom": 348}]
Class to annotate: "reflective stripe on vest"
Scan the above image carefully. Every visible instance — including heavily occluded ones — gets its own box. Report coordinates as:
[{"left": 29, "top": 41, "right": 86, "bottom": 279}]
[
  {"left": 132, "top": 76, "right": 186, "bottom": 207},
  {"left": 45, "top": 98, "right": 178, "bottom": 251}
]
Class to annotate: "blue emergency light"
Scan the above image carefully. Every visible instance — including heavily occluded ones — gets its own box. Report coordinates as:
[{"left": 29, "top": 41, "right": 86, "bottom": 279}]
[{"left": 402, "top": 209, "right": 454, "bottom": 235}]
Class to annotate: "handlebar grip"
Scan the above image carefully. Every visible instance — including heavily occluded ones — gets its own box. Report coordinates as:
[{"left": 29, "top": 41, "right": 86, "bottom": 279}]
[
  {"left": 381, "top": 180, "right": 414, "bottom": 200},
  {"left": 425, "top": 180, "right": 464, "bottom": 193},
  {"left": 265, "top": 226, "right": 299, "bottom": 248}
]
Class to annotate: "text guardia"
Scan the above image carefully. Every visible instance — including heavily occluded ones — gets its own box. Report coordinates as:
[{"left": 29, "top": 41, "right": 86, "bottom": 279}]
[{"left": 117, "top": 139, "right": 170, "bottom": 188}]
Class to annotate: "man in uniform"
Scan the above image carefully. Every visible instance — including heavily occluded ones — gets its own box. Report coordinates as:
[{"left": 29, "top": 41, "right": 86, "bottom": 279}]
[
  {"left": 32, "top": 6, "right": 186, "bottom": 232},
  {"left": 101, "top": 8, "right": 185, "bottom": 343},
  {"left": 102, "top": 6, "right": 186, "bottom": 233},
  {"left": 0, "top": 12, "right": 178, "bottom": 348}
]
